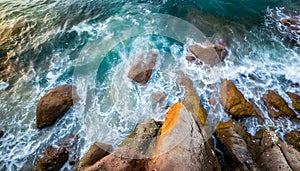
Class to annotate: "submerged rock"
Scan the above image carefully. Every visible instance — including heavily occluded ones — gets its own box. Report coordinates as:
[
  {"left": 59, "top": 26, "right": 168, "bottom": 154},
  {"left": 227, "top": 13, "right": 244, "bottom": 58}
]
[
  {"left": 33, "top": 146, "right": 69, "bottom": 171},
  {"left": 36, "top": 85, "right": 80, "bottom": 128},
  {"left": 128, "top": 52, "right": 157, "bottom": 85},
  {"left": 215, "top": 122, "right": 258, "bottom": 170},
  {"left": 263, "top": 90, "right": 296, "bottom": 118},
  {"left": 219, "top": 80, "right": 257, "bottom": 117},
  {"left": 150, "top": 92, "right": 166, "bottom": 104},
  {"left": 0, "top": 130, "right": 4, "bottom": 138},
  {"left": 284, "top": 130, "right": 300, "bottom": 151},
  {"left": 287, "top": 92, "right": 300, "bottom": 111},
  {"left": 147, "top": 102, "right": 220, "bottom": 171},
  {"left": 75, "top": 142, "right": 111, "bottom": 171}
]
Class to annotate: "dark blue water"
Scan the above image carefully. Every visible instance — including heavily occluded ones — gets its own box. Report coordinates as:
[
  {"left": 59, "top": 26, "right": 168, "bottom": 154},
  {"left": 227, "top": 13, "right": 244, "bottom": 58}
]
[{"left": 0, "top": 0, "right": 300, "bottom": 170}]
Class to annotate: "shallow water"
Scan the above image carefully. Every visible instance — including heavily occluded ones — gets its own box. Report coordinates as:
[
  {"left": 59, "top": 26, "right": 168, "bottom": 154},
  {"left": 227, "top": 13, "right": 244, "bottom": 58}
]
[{"left": 0, "top": 0, "right": 300, "bottom": 170}]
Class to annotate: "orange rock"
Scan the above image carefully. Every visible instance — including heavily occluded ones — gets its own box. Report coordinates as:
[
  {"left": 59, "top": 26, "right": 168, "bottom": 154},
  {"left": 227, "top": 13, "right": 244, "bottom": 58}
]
[
  {"left": 263, "top": 90, "right": 296, "bottom": 118},
  {"left": 219, "top": 80, "right": 257, "bottom": 117}
]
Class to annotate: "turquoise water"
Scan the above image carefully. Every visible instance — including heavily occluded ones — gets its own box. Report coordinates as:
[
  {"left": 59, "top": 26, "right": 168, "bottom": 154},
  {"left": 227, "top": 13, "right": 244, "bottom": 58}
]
[{"left": 0, "top": 0, "right": 300, "bottom": 170}]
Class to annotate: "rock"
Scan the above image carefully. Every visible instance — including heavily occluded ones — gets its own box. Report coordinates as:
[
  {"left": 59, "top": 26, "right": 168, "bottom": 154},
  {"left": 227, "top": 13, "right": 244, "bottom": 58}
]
[
  {"left": 120, "top": 118, "right": 162, "bottom": 155},
  {"left": 75, "top": 142, "right": 112, "bottom": 171},
  {"left": 185, "top": 55, "right": 196, "bottom": 62},
  {"left": 284, "top": 130, "right": 300, "bottom": 150},
  {"left": 263, "top": 90, "right": 296, "bottom": 118},
  {"left": 281, "top": 18, "right": 300, "bottom": 32},
  {"left": 0, "top": 130, "right": 4, "bottom": 138},
  {"left": 150, "top": 92, "right": 166, "bottom": 104},
  {"left": 83, "top": 147, "right": 148, "bottom": 171},
  {"left": 249, "top": 98, "right": 265, "bottom": 124},
  {"left": 33, "top": 146, "right": 69, "bottom": 171},
  {"left": 190, "top": 45, "right": 221, "bottom": 66},
  {"left": 278, "top": 139, "right": 300, "bottom": 171},
  {"left": 128, "top": 52, "right": 157, "bottom": 85},
  {"left": 219, "top": 80, "right": 257, "bottom": 117},
  {"left": 287, "top": 92, "right": 300, "bottom": 111},
  {"left": 215, "top": 122, "right": 258, "bottom": 170},
  {"left": 177, "top": 71, "right": 207, "bottom": 125},
  {"left": 36, "top": 85, "right": 80, "bottom": 128},
  {"left": 147, "top": 102, "right": 220, "bottom": 171},
  {"left": 214, "top": 43, "right": 228, "bottom": 61}
]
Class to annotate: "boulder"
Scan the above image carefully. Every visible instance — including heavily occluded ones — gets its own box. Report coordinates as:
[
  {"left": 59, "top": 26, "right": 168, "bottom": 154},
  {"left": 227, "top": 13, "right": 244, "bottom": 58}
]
[
  {"left": 128, "top": 52, "right": 157, "bottom": 85},
  {"left": 287, "top": 92, "right": 300, "bottom": 111},
  {"left": 33, "top": 146, "right": 69, "bottom": 171},
  {"left": 185, "top": 56, "right": 196, "bottom": 62},
  {"left": 284, "top": 130, "right": 300, "bottom": 150},
  {"left": 0, "top": 129, "right": 4, "bottom": 138},
  {"left": 147, "top": 102, "right": 220, "bottom": 171},
  {"left": 263, "top": 90, "right": 296, "bottom": 118},
  {"left": 150, "top": 92, "right": 166, "bottom": 104},
  {"left": 75, "top": 142, "right": 111, "bottom": 171},
  {"left": 177, "top": 71, "right": 207, "bottom": 125},
  {"left": 281, "top": 18, "right": 300, "bottom": 32},
  {"left": 36, "top": 85, "right": 80, "bottom": 128},
  {"left": 59, "top": 134, "right": 80, "bottom": 166},
  {"left": 215, "top": 122, "right": 258, "bottom": 170},
  {"left": 219, "top": 80, "right": 257, "bottom": 117},
  {"left": 82, "top": 147, "right": 148, "bottom": 171}
]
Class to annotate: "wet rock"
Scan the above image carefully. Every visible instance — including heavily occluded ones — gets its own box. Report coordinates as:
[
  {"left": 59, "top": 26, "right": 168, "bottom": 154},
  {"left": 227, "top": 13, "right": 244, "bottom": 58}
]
[
  {"left": 190, "top": 45, "right": 221, "bottom": 66},
  {"left": 128, "top": 52, "right": 157, "bottom": 85},
  {"left": 36, "top": 85, "right": 80, "bottom": 128},
  {"left": 281, "top": 18, "right": 300, "bottom": 32},
  {"left": 177, "top": 71, "right": 207, "bottom": 125},
  {"left": 185, "top": 55, "right": 196, "bottom": 62},
  {"left": 0, "top": 130, "right": 4, "bottom": 138},
  {"left": 278, "top": 139, "right": 300, "bottom": 171},
  {"left": 287, "top": 92, "right": 300, "bottom": 111},
  {"left": 147, "top": 102, "right": 220, "bottom": 171},
  {"left": 215, "top": 122, "right": 258, "bottom": 170},
  {"left": 249, "top": 98, "right": 265, "bottom": 124},
  {"left": 33, "top": 146, "right": 69, "bottom": 171},
  {"left": 214, "top": 43, "right": 228, "bottom": 61},
  {"left": 83, "top": 147, "right": 148, "bottom": 171},
  {"left": 263, "top": 90, "right": 296, "bottom": 118},
  {"left": 219, "top": 80, "right": 257, "bottom": 117},
  {"left": 120, "top": 118, "right": 162, "bottom": 155},
  {"left": 75, "top": 142, "right": 112, "bottom": 171},
  {"left": 284, "top": 130, "right": 300, "bottom": 150},
  {"left": 150, "top": 92, "right": 166, "bottom": 104}
]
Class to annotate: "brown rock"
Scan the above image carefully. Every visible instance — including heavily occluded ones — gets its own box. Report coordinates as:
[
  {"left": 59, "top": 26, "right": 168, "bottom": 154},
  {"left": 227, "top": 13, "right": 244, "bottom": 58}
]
[
  {"left": 36, "top": 85, "right": 80, "bottom": 128},
  {"left": 0, "top": 130, "right": 4, "bottom": 138},
  {"left": 75, "top": 142, "right": 111, "bottom": 171},
  {"left": 190, "top": 45, "right": 221, "bottom": 66},
  {"left": 33, "top": 146, "right": 69, "bottom": 171},
  {"left": 287, "top": 92, "right": 300, "bottom": 111},
  {"left": 284, "top": 130, "right": 300, "bottom": 150},
  {"left": 219, "top": 80, "right": 257, "bottom": 117},
  {"left": 177, "top": 71, "right": 207, "bottom": 125},
  {"left": 147, "top": 103, "right": 220, "bottom": 171},
  {"left": 150, "top": 92, "right": 166, "bottom": 103},
  {"left": 278, "top": 140, "right": 300, "bottom": 171},
  {"left": 185, "top": 56, "right": 196, "bottom": 62},
  {"left": 263, "top": 90, "right": 296, "bottom": 118},
  {"left": 215, "top": 122, "right": 258, "bottom": 171},
  {"left": 83, "top": 147, "right": 148, "bottom": 171},
  {"left": 128, "top": 52, "right": 157, "bottom": 85},
  {"left": 249, "top": 99, "right": 265, "bottom": 124},
  {"left": 214, "top": 43, "right": 228, "bottom": 61}
]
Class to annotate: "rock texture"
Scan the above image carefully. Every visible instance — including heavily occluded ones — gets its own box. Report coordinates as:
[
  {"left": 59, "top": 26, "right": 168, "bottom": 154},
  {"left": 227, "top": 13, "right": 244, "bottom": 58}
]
[
  {"left": 177, "top": 71, "right": 207, "bottom": 125},
  {"left": 287, "top": 92, "right": 300, "bottom": 111},
  {"left": 128, "top": 52, "right": 157, "bottom": 85},
  {"left": 263, "top": 90, "right": 296, "bottom": 118},
  {"left": 36, "top": 85, "right": 80, "bottom": 128},
  {"left": 150, "top": 92, "right": 166, "bottom": 104},
  {"left": 215, "top": 122, "right": 258, "bottom": 171},
  {"left": 75, "top": 142, "right": 111, "bottom": 171},
  {"left": 284, "top": 130, "right": 300, "bottom": 150},
  {"left": 33, "top": 146, "right": 69, "bottom": 171},
  {"left": 219, "top": 80, "right": 257, "bottom": 117},
  {"left": 147, "top": 102, "right": 220, "bottom": 171}
]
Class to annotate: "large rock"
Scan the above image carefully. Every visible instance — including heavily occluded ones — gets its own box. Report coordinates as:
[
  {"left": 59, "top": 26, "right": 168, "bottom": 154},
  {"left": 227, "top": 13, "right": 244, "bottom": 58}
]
[
  {"left": 177, "top": 71, "right": 207, "bottom": 125},
  {"left": 215, "top": 122, "right": 258, "bottom": 170},
  {"left": 263, "top": 90, "right": 296, "bottom": 118},
  {"left": 287, "top": 92, "right": 300, "bottom": 111},
  {"left": 189, "top": 43, "right": 227, "bottom": 66},
  {"left": 147, "top": 102, "right": 220, "bottom": 171},
  {"left": 75, "top": 142, "right": 111, "bottom": 171},
  {"left": 33, "top": 146, "right": 69, "bottom": 171},
  {"left": 219, "top": 80, "right": 257, "bottom": 117},
  {"left": 128, "top": 52, "right": 157, "bottom": 85},
  {"left": 284, "top": 130, "right": 300, "bottom": 150},
  {"left": 36, "top": 85, "right": 80, "bottom": 128}
]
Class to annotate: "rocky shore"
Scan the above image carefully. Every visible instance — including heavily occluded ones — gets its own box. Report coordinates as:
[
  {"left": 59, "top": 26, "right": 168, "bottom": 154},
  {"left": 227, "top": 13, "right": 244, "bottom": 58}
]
[{"left": 31, "top": 41, "right": 300, "bottom": 171}]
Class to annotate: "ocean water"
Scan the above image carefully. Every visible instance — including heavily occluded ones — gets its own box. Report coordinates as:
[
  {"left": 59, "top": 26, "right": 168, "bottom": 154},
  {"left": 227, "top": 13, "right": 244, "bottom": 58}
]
[{"left": 0, "top": 0, "right": 300, "bottom": 170}]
